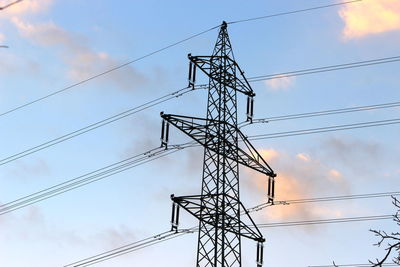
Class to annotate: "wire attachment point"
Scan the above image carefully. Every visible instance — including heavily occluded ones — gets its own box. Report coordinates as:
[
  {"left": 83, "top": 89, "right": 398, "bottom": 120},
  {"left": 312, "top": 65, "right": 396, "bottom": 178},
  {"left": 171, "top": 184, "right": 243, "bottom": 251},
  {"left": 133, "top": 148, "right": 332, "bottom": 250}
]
[
  {"left": 247, "top": 96, "right": 254, "bottom": 123},
  {"left": 267, "top": 175, "right": 275, "bottom": 204},
  {"left": 160, "top": 116, "right": 170, "bottom": 149},
  {"left": 188, "top": 54, "right": 197, "bottom": 89},
  {"left": 256, "top": 241, "right": 264, "bottom": 267},
  {"left": 170, "top": 196, "right": 180, "bottom": 232}
]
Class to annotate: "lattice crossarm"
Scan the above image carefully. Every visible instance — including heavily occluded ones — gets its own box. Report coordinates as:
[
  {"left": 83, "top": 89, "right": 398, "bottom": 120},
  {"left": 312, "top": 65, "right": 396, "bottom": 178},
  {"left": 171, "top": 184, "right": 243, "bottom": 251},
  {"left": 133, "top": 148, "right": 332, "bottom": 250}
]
[
  {"left": 171, "top": 194, "right": 264, "bottom": 242},
  {"left": 161, "top": 113, "right": 276, "bottom": 178},
  {"left": 188, "top": 55, "right": 255, "bottom": 96}
]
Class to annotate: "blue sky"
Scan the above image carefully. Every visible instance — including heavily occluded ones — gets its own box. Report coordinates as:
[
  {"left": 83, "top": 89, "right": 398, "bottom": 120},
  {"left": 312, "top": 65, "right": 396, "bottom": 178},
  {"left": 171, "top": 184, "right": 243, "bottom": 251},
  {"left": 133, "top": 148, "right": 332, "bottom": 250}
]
[{"left": 0, "top": 0, "right": 399, "bottom": 266}]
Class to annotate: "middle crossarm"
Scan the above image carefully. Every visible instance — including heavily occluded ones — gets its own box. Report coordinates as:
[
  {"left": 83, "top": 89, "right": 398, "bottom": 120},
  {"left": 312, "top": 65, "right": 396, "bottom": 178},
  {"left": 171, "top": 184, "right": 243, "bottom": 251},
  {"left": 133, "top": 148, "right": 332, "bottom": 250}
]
[{"left": 161, "top": 113, "right": 276, "bottom": 178}]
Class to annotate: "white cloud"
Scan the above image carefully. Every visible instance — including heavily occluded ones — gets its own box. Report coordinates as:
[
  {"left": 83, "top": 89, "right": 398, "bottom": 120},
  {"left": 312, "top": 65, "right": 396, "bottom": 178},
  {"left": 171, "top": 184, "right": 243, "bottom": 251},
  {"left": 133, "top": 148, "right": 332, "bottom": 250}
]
[
  {"left": 0, "top": 33, "right": 5, "bottom": 43},
  {"left": 7, "top": 159, "right": 50, "bottom": 181},
  {"left": 264, "top": 74, "right": 295, "bottom": 91},
  {"left": 11, "top": 18, "right": 147, "bottom": 90},
  {"left": 318, "top": 137, "right": 382, "bottom": 175}
]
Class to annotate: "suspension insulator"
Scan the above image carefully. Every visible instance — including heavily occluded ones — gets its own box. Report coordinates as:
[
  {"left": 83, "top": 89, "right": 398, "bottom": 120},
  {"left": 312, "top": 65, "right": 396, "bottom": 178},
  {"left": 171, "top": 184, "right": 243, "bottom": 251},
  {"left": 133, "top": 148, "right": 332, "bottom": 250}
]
[
  {"left": 170, "top": 201, "right": 180, "bottom": 232},
  {"left": 256, "top": 241, "right": 264, "bottom": 267},
  {"left": 160, "top": 118, "right": 170, "bottom": 149},
  {"left": 246, "top": 95, "right": 254, "bottom": 123},
  {"left": 188, "top": 54, "right": 196, "bottom": 89},
  {"left": 267, "top": 176, "right": 275, "bottom": 203}
]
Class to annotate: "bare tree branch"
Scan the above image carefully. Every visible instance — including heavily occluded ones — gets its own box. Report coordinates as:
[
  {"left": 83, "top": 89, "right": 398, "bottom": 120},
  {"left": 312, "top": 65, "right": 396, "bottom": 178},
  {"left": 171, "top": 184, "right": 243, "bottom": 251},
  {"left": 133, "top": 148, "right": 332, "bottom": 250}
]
[{"left": 368, "top": 196, "right": 400, "bottom": 266}]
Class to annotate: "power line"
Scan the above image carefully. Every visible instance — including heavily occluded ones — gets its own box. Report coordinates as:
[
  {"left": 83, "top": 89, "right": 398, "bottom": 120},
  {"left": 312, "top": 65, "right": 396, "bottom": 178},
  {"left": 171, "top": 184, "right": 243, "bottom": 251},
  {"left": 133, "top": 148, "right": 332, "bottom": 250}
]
[
  {"left": 246, "top": 55, "right": 400, "bottom": 83},
  {"left": 1, "top": 0, "right": 363, "bottom": 118},
  {"left": 64, "top": 228, "right": 197, "bottom": 267},
  {"left": 65, "top": 214, "right": 393, "bottom": 266},
  {"left": 0, "top": 146, "right": 184, "bottom": 215},
  {"left": 0, "top": 86, "right": 200, "bottom": 167},
  {"left": 256, "top": 215, "right": 393, "bottom": 228},
  {"left": 246, "top": 191, "right": 400, "bottom": 214},
  {"left": 0, "top": 0, "right": 23, "bottom": 10},
  {"left": 1, "top": 90, "right": 398, "bottom": 169},
  {"left": 309, "top": 263, "right": 398, "bottom": 267},
  {"left": 248, "top": 118, "right": 400, "bottom": 141},
  {"left": 0, "top": 27, "right": 217, "bottom": 118},
  {"left": 283, "top": 192, "right": 400, "bottom": 204},
  {"left": 238, "top": 99, "right": 400, "bottom": 129},
  {"left": 2, "top": 117, "right": 399, "bottom": 215},
  {"left": 249, "top": 100, "right": 400, "bottom": 124},
  {"left": 227, "top": 0, "right": 362, "bottom": 24},
  {"left": 2, "top": 52, "right": 399, "bottom": 167}
]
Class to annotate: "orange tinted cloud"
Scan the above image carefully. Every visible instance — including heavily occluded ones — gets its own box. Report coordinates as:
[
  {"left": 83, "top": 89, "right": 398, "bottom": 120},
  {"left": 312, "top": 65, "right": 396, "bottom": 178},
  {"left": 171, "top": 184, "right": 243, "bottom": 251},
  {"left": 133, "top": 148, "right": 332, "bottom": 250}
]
[
  {"left": 329, "top": 169, "right": 342, "bottom": 179},
  {"left": 0, "top": 0, "right": 52, "bottom": 16},
  {"left": 266, "top": 172, "right": 344, "bottom": 220},
  {"left": 0, "top": 0, "right": 53, "bottom": 70},
  {"left": 296, "top": 153, "right": 310, "bottom": 162},
  {"left": 339, "top": 0, "right": 400, "bottom": 39},
  {"left": 245, "top": 149, "right": 349, "bottom": 221},
  {"left": 259, "top": 149, "right": 279, "bottom": 161}
]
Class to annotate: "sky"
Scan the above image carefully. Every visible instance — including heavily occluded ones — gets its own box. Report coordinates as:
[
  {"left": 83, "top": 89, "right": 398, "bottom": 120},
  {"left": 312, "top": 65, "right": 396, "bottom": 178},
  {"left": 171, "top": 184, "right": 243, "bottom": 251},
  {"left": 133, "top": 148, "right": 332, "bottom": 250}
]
[{"left": 0, "top": 0, "right": 399, "bottom": 266}]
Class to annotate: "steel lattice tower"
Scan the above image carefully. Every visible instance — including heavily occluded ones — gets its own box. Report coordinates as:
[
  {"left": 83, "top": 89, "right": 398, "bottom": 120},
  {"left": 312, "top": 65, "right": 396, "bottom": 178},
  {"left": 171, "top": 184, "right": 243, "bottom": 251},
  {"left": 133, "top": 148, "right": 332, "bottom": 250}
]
[{"left": 161, "top": 21, "right": 276, "bottom": 267}]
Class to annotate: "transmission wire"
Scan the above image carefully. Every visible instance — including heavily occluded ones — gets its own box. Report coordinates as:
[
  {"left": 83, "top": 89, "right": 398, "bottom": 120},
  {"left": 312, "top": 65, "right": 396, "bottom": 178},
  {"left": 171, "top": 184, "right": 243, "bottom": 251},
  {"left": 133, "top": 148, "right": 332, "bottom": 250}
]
[
  {"left": 1, "top": 0, "right": 364, "bottom": 118},
  {"left": 2, "top": 53, "right": 399, "bottom": 167},
  {"left": 0, "top": 26, "right": 217, "bottom": 118},
  {"left": 227, "top": 0, "right": 362, "bottom": 24},
  {"left": 2, "top": 117, "right": 399, "bottom": 215},
  {"left": 0, "top": 147, "right": 183, "bottom": 215},
  {"left": 0, "top": 86, "right": 198, "bottom": 167},
  {"left": 65, "top": 214, "right": 394, "bottom": 266},
  {"left": 246, "top": 191, "right": 400, "bottom": 214}
]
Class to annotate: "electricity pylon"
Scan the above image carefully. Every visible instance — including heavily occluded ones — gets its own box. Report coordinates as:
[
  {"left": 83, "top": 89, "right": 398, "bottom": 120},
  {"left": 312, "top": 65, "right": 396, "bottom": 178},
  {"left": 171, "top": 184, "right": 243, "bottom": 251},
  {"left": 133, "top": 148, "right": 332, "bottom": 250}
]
[{"left": 160, "top": 21, "right": 276, "bottom": 267}]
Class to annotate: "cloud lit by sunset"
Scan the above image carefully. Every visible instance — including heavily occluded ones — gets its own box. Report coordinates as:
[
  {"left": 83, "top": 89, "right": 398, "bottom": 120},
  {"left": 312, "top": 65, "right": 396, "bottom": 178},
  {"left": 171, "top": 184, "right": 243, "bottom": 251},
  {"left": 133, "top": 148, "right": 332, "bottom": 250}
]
[
  {"left": 339, "top": 0, "right": 400, "bottom": 39},
  {"left": 0, "top": 0, "right": 52, "bottom": 16},
  {"left": 259, "top": 148, "right": 279, "bottom": 161},
  {"left": 247, "top": 149, "right": 349, "bottom": 221}
]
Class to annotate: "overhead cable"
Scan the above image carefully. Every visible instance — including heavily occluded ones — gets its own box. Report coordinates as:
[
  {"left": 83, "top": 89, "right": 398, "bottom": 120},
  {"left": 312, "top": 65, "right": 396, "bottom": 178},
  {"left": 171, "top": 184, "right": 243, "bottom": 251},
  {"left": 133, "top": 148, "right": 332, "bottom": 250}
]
[
  {"left": 64, "top": 228, "right": 197, "bottom": 267},
  {"left": 2, "top": 117, "right": 399, "bottom": 215},
  {"left": 248, "top": 101, "right": 400, "bottom": 125},
  {"left": 1, "top": 0, "right": 364, "bottom": 118},
  {"left": 0, "top": 0, "right": 23, "bottom": 10},
  {"left": 1, "top": 95, "right": 398, "bottom": 168},
  {"left": 0, "top": 146, "right": 184, "bottom": 215},
  {"left": 246, "top": 191, "right": 400, "bottom": 214},
  {"left": 0, "top": 86, "right": 200, "bottom": 167},
  {"left": 256, "top": 215, "right": 393, "bottom": 228},
  {"left": 227, "top": 0, "right": 362, "bottom": 24},
  {"left": 65, "top": 213, "right": 393, "bottom": 266},
  {"left": 2, "top": 53, "right": 399, "bottom": 167},
  {"left": 0, "top": 26, "right": 216, "bottom": 118},
  {"left": 246, "top": 55, "right": 400, "bottom": 83},
  {"left": 248, "top": 118, "right": 400, "bottom": 141},
  {"left": 308, "top": 263, "right": 398, "bottom": 267}
]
